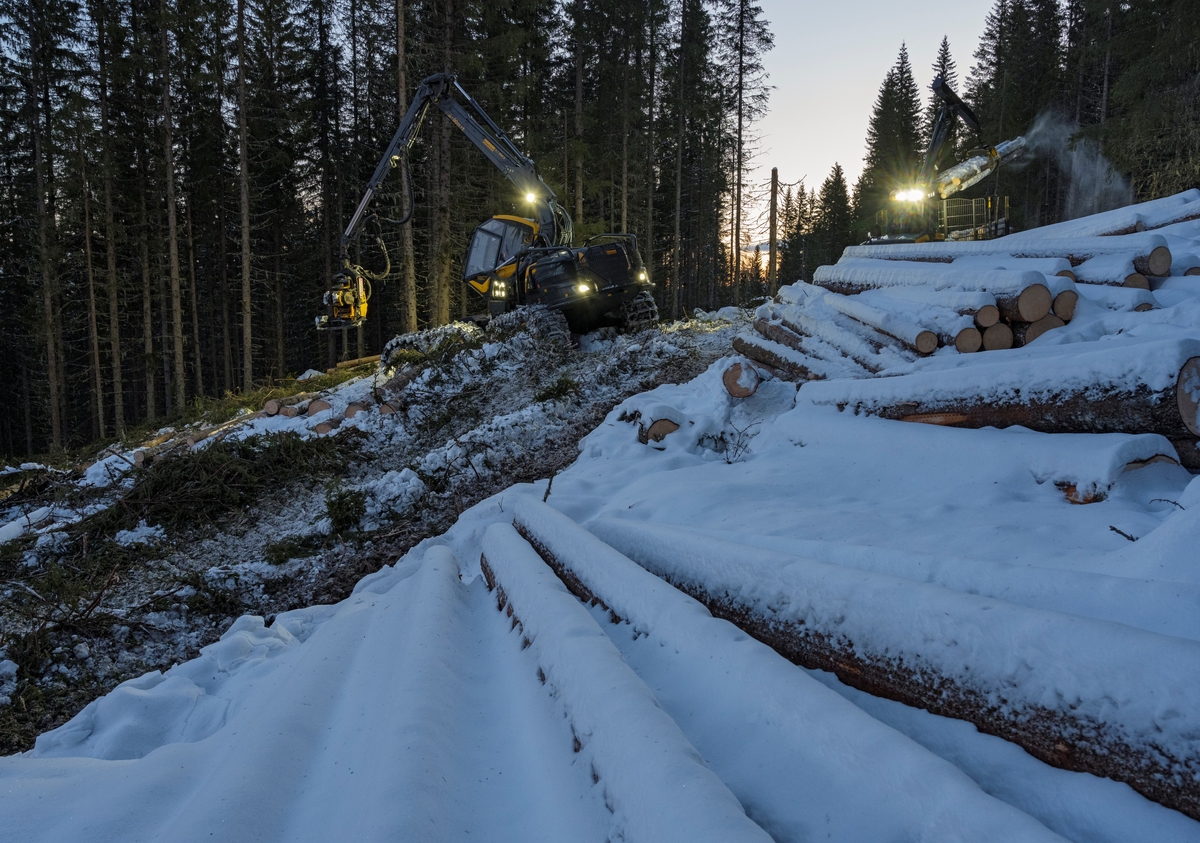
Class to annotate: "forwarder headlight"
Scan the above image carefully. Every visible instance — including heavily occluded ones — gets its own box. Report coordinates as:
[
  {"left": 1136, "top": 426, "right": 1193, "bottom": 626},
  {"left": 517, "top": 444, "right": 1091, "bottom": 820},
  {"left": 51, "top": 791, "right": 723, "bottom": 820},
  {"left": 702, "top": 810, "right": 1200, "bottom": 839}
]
[
  {"left": 638, "top": 271, "right": 647, "bottom": 280},
  {"left": 492, "top": 280, "right": 507, "bottom": 297},
  {"left": 525, "top": 192, "right": 537, "bottom": 203},
  {"left": 577, "top": 283, "right": 591, "bottom": 294},
  {"left": 894, "top": 189, "right": 925, "bottom": 203}
]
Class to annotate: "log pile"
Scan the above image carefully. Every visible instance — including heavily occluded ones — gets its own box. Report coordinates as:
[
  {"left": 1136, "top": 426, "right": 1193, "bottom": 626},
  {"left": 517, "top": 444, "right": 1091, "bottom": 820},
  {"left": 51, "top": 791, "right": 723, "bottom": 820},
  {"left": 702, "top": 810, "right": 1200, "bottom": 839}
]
[{"left": 727, "top": 193, "right": 1200, "bottom": 448}]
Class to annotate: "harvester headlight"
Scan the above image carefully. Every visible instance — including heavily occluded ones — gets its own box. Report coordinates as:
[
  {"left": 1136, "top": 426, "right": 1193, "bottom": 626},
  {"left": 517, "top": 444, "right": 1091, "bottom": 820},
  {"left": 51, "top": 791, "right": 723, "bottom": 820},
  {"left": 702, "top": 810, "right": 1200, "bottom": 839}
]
[
  {"left": 492, "top": 280, "right": 507, "bottom": 297},
  {"left": 638, "top": 271, "right": 647, "bottom": 280},
  {"left": 577, "top": 283, "right": 591, "bottom": 294},
  {"left": 894, "top": 189, "right": 925, "bottom": 203},
  {"left": 525, "top": 192, "right": 537, "bottom": 203}
]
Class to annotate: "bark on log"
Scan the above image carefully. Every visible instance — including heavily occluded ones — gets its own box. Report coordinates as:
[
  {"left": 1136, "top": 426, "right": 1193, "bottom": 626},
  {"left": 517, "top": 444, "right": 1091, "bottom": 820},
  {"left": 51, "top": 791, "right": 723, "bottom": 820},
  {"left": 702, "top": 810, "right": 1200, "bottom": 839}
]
[
  {"left": 954, "top": 327, "right": 982, "bottom": 354},
  {"left": 731, "top": 335, "right": 814, "bottom": 382},
  {"left": 1169, "top": 438, "right": 1200, "bottom": 471},
  {"left": 982, "top": 322, "right": 1014, "bottom": 350},
  {"left": 1052, "top": 290, "right": 1078, "bottom": 322},
  {"left": 774, "top": 310, "right": 908, "bottom": 373},
  {"left": 758, "top": 316, "right": 882, "bottom": 376},
  {"left": 306, "top": 398, "right": 332, "bottom": 417},
  {"left": 723, "top": 362, "right": 761, "bottom": 398},
  {"left": 804, "top": 344, "right": 1200, "bottom": 438},
  {"left": 1013, "top": 314, "right": 1065, "bottom": 347},
  {"left": 335, "top": 354, "right": 381, "bottom": 369}
]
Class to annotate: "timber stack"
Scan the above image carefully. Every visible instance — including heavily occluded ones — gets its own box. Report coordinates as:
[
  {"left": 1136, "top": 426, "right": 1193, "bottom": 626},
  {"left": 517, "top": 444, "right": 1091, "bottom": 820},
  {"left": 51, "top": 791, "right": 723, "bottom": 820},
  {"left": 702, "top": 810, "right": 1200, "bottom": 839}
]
[{"left": 729, "top": 191, "right": 1200, "bottom": 466}]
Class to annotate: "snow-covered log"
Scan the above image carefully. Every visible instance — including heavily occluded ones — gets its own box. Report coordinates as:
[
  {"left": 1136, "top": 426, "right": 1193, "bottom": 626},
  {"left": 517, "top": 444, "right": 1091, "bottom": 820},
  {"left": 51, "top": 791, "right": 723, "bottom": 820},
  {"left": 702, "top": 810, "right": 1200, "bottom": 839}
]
[
  {"left": 1001, "top": 190, "right": 1200, "bottom": 239},
  {"left": 773, "top": 305, "right": 914, "bottom": 372},
  {"left": 821, "top": 291, "right": 939, "bottom": 354},
  {"left": 854, "top": 284, "right": 1001, "bottom": 325},
  {"left": 1077, "top": 284, "right": 1158, "bottom": 312},
  {"left": 479, "top": 522, "right": 775, "bottom": 843},
  {"left": 811, "top": 265, "right": 1054, "bottom": 323},
  {"left": 586, "top": 516, "right": 1200, "bottom": 821},
  {"left": 840, "top": 232, "right": 1173, "bottom": 277},
  {"left": 731, "top": 335, "right": 817, "bottom": 381},
  {"left": 1073, "top": 254, "right": 1150, "bottom": 288},
  {"left": 509, "top": 499, "right": 1067, "bottom": 843},
  {"left": 802, "top": 338, "right": 1200, "bottom": 437}
]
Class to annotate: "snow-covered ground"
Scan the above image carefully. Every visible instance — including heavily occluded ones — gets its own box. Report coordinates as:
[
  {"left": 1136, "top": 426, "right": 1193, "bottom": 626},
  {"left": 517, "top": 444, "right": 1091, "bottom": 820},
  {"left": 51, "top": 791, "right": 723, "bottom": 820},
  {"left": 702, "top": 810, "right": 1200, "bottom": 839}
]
[{"left": 3, "top": 229, "right": 1200, "bottom": 838}]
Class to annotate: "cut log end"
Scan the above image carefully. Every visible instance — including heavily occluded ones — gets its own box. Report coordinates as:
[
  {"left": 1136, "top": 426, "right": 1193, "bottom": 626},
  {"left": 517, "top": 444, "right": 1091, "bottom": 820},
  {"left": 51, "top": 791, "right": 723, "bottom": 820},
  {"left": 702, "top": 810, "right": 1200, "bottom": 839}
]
[
  {"left": 313, "top": 420, "right": 340, "bottom": 435},
  {"left": 915, "top": 330, "right": 939, "bottom": 355},
  {"left": 954, "top": 327, "right": 982, "bottom": 354},
  {"left": 279, "top": 406, "right": 299, "bottom": 418},
  {"left": 974, "top": 304, "right": 1000, "bottom": 329},
  {"left": 306, "top": 398, "right": 332, "bottom": 417},
  {"left": 644, "top": 418, "right": 680, "bottom": 443},
  {"left": 1053, "top": 290, "right": 1079, "bottom": 323},
  {"left": 1177, "top": 357, "right": 1200, "bottom": 437},
  {"left": 722, "top": 362, "right": 761, "bottom": 399},
  {"left": 1134, "top": 302, "right": 1155, "bottom": 313},
  {"left": 982, "top": 322, "right": 1014, "bottom": 351},
  {"left": 1017, "top": 283, "right": 1053, "bottom": 322},
  {"left": 1055, "top": 269, "right": 1078, "bottom": 282},
  {"left": 379, "top": 402, "right": 399, "bottom": 416},
  {"left": 1124, "top": 273, "right": 1151, "bottom": 290},
  {"left": 344, "top": 402, "right": 369, "bottom": 419},
  {"left": 1015, "top": 314, "right": 1066, "bottom": 347},
  {"left": 264, "top": 399, "right": 282, "bottom": 416},
  {"left": 1186, "top": 267, "right": 1200, "bottom": 277},
  {"left": 1148, "top": 245, "right": 1172, "bottom": 277}
]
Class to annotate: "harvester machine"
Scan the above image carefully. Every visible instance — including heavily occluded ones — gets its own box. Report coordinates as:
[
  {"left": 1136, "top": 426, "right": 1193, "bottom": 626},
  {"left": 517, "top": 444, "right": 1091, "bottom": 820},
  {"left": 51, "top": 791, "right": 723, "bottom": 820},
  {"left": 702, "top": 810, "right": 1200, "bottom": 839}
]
[
  {"left": 871, "top": 76, "right": 1026, "bottom": 244},
  {"left": 317, "top": 73, "right": 658, "bottom": 339}
]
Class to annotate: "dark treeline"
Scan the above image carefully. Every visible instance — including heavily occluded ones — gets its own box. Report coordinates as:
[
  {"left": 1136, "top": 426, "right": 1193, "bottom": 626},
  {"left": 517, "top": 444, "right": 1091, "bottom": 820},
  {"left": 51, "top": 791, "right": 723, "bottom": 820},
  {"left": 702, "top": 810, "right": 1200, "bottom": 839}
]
[
  {"left": 779, "top": 0, "right": 1199, "bottom": 284},
  {"left": 0, "top": 0, "right": 772, "bottom": 457}
]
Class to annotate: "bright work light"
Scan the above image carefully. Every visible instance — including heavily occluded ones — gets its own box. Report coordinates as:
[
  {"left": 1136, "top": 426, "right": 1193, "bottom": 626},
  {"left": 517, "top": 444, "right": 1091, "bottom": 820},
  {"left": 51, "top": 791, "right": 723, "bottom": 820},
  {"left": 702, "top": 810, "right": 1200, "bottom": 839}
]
[{"left": 525, "top": 192, "right": 536, "bottom": 203}]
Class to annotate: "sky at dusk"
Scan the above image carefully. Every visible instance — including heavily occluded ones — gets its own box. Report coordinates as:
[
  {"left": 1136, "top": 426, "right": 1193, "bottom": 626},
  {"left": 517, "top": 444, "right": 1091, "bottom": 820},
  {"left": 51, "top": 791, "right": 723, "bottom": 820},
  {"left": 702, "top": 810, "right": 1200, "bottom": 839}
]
[{"left": 746, "top": 0, "right": 996, "bottom": 234}]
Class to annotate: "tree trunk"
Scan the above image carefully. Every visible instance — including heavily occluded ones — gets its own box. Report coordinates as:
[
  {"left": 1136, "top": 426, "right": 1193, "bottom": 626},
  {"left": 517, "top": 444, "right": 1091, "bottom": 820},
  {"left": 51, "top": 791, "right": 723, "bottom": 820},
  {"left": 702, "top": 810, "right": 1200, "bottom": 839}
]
[
  {"left": 30, "top": 14, "right": 62, "bottom": 448},
  {"left": 97, "top": 3, "right": 125, "bottom": 436},
  {"left": 733, "top": 0, "right": 745, "bottom": 306},
  {"left": 238, "top": 0, "right": 253, "bottom": 391},
  {"left": 80, "top": 140, "right": 105, "bottom": 439},
  {"left": 644, "top": 0, "right": 655, "bottom": 281},
  {"left": 397, "top": 0, "right": 417, "bottom": 333},
  {"left": 671, "top": 0, "right": 686, "bottom": 321},
  {"left": 433, "top": 0, "right": 453, "bottom": 326},
  {"left": 185, "top": 200, "right": 203, "bottom": 397},
  {"left": 767, "top": 167, "right": 778, "bottom": 296},
  {"left": 621, "top": 53, "right": 628, "bottom": 233},
  {"left": 140, "top": 159, "right": 156, "bottom": 421},
  {"left": 161, "top": 0, "right": 186, "bottom": 411},
  {"left": 573, "top": 2, "right": 584, "bottom": 227}
]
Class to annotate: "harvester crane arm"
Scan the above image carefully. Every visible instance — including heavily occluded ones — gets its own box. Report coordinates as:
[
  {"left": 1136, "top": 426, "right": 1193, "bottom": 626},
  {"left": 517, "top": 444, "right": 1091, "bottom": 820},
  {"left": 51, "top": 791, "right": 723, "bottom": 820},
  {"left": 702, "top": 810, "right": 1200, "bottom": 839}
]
[
  {"left": 320, "top": 72, "right": 571, "bottom": 330},
  {"left": 338, "top": 72, "right": 570, "bottom": 266},
  {"left": 918, "top": 75, "right": 982, "bottom": 186}
]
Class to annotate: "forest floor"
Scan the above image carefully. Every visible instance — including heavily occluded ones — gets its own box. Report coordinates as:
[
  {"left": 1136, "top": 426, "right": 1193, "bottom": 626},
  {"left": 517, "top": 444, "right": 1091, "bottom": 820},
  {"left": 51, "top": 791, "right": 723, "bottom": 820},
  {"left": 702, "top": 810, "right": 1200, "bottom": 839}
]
[{"left": 0, "top": 312, "right": 740, "bottom": 754}]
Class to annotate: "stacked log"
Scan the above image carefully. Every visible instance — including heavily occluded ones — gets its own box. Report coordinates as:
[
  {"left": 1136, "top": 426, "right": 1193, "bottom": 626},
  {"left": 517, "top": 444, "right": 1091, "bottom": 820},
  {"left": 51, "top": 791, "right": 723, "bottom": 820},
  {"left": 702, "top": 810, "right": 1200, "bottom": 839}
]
[
  {"left": 800, "top": 338, "right": 1200, "bottom": 438},
  {"left": 840, "top": 232, "right": 1174, "bottom": 278},
  {"left": 263, "top": 392, "right": 319, "bottom": 416}
]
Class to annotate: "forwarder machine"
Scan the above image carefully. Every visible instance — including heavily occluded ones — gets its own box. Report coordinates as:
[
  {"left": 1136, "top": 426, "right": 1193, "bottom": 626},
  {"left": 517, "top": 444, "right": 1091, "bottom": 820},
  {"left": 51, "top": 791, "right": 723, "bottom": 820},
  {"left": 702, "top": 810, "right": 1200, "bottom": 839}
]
[
  {"left": 871, "top": 75, "right": 1026, "bottom": 244},
  {"left": 317, "top": 73, "right": 658, "bottom": 340}
]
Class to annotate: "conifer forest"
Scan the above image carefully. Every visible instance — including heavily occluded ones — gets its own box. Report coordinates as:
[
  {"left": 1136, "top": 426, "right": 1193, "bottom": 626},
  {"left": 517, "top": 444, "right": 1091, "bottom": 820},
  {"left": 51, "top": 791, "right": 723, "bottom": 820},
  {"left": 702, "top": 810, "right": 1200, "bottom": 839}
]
[{"left": 0, "top": 0, "right": 1196, "bottom": 459}]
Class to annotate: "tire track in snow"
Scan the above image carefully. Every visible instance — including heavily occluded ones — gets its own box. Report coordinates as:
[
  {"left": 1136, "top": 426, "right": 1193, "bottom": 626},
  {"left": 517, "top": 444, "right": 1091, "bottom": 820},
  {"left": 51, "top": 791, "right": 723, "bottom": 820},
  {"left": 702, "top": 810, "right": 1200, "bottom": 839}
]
[{"left": 0, "top": 548, "right": 609, "bottom": 841}]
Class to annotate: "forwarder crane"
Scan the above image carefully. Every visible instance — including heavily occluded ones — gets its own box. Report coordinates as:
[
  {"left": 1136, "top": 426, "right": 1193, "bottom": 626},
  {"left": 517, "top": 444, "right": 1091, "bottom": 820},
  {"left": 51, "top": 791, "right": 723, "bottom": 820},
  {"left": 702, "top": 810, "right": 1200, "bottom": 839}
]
[
  {"left": 872, "top": 76, "right": 1026, "bottom": 243},
  {"left": 318, "top": 72, "right": 658, "bottom": 335}
]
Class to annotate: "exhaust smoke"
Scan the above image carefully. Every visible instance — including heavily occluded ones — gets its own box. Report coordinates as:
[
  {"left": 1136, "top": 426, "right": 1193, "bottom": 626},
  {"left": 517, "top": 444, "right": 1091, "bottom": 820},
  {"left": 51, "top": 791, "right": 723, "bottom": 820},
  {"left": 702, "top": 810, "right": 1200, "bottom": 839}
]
[{"left": 1025, "top": 112, "right": 1132, "bottom": 220}]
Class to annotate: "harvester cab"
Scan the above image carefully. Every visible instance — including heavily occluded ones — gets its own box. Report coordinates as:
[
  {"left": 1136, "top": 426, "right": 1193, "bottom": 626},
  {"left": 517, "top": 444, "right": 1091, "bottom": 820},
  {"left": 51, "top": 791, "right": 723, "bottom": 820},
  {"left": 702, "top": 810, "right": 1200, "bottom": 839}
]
[{"left": 317, "top": 72, "right": 657, "bottom": 336}]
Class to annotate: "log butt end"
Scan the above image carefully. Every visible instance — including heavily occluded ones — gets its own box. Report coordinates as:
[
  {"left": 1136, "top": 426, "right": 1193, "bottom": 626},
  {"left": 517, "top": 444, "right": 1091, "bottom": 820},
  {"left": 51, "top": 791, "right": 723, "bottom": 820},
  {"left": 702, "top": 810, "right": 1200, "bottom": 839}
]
[
  {"left": 982, "top": 322, "right": 1014, "bottom": 351},
  {"left": 1177, "top": 357, "right": 1200, "bottom": 437},
  {"left": 1017, "top": 284, "right": 1053, "bottom": 322},
  {"left": 1053, "top": 290, "right": 1078, "bottom": 323},
  {"left": 974, "top": 304, "right": 1000, "bottom": 329},
  {"left": 1124, "top": 273, "right": 1151, "bottom": 290},
  {"left": 723, "top": 362, "right": 762, "bottom": 398},
  {"left": 954, "top": 327, "right": 982, "bottom": 354},
  {"left": 915, "top": 330, "right": 939, "bottom": 355},
  {"left": 1148, "top": 245, "right": 1172, "bottom": 278}
]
